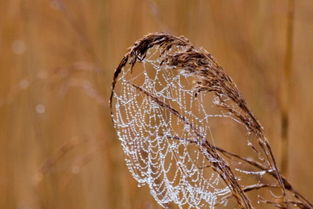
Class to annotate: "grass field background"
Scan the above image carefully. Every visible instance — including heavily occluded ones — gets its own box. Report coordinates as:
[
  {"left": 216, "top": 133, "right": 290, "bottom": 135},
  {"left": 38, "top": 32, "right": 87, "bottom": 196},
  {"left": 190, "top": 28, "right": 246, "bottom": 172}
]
[{"left": 0, "top": 1, "right": 312, "bottom": 208}]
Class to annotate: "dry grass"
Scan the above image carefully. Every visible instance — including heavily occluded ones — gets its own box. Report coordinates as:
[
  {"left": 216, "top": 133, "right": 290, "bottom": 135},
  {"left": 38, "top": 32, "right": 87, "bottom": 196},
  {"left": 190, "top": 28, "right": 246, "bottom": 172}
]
[{"left": 110, "top": 33, "right": 312, "bottom": 208}]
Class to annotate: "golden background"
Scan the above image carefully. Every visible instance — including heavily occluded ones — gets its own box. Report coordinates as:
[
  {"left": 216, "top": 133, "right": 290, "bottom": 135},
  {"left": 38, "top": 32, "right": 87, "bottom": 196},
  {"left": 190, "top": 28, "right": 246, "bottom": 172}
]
[{"left": 0, "top": 0, "right": 312, "bottom": 208}]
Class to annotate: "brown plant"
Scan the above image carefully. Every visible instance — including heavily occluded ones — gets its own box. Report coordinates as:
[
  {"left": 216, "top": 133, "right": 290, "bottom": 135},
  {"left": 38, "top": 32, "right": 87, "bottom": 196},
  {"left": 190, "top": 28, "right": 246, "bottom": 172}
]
[{"left": 110, "top": 33, "right": 312, "bottom": 209}]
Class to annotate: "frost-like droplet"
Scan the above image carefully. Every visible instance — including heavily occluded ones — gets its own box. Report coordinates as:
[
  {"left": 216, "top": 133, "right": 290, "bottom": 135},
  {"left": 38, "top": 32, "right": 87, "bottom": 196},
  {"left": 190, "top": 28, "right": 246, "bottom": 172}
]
[
  {"left": 212, "top": 96, "right": 220, "bottom": 105},
  {"left": 35, "top": 104, "right": 46, "bottom": 114},
  {"left": 12, "top": 40, "right": 26, "bottom": 55},
  {"left": 19, "top": 79, "right": 29, "bottom": 89}
]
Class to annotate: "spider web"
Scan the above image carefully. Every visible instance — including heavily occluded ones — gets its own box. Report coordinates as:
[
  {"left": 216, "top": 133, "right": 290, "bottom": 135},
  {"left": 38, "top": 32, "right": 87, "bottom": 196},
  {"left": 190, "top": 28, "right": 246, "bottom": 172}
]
[
  {"left": 111, "top": 45, "right": 240, "bottom": 208},
  {"left": 110, "top": 34, "right": 313, "bottom": 209}
]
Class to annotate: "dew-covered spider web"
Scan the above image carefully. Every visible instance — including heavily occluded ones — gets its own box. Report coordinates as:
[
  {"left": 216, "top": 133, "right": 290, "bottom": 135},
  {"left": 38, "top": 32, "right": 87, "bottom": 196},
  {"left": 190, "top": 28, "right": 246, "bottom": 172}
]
[
  {"left": 111, "top": 46, "right": 235, "bottom": 208},
  {"left": 110, "top": 34, "right": 309, "bottom": 209}
]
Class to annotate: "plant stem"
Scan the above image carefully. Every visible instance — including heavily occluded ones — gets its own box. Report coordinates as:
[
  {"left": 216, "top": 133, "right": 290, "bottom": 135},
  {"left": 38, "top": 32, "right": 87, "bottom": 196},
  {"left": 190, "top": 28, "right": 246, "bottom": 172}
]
[{"left": 281, "top": 0, "right": 295, "bottom": 176}]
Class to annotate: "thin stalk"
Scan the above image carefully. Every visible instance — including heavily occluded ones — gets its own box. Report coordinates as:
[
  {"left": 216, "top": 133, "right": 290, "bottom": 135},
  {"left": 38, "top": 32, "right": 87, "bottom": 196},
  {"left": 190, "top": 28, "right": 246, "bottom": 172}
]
[{"left": 281, "top": 0, "right": 295, "bottom": 176}]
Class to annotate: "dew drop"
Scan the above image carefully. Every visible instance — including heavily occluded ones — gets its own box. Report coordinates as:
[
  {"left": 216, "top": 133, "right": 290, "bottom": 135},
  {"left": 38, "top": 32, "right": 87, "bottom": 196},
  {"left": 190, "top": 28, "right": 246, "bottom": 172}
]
[
  {"left": 19, "top": 79, "right": 29, "bottom": 89},
  {"left": 35, "top": 104, "right": 46, "bottom": 114},
  {"left": 12, "top": 40, "right": 26, "bottom": 55}
]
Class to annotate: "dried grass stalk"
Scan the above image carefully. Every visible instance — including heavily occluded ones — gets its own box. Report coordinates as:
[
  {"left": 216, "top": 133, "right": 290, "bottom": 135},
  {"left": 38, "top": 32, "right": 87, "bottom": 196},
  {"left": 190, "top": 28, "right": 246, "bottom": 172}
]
[{"left": 110, "top": 33, "right": 312, "bottom": 209}]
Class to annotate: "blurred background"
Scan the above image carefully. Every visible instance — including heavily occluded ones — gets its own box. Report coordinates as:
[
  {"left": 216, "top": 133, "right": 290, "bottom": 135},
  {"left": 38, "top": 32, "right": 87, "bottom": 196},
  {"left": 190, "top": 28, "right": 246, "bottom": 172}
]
[{"left": 0, "top": 0, "right": 312, "bottom": 208}]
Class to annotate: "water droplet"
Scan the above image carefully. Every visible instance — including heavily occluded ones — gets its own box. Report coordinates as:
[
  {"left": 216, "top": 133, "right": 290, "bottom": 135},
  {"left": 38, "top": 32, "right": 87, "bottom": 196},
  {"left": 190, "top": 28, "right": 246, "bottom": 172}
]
[
  {"left": 19, "top": 79, "right": 29, "bottom": 89},
  {"left": 35, "top": 104, "right": 46, "bottom": 114},
  {"left": 12, "top": 40, "right": 26, "bottom": 55},
  {"left": 212, "top": 96, "right": 220, "bottom": 105},
  {"left": 184, "top": 124, "right": 190, "bottom": 131},
  {"left": 72, "top": 166, "right": 80, "bottom": 174}
]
